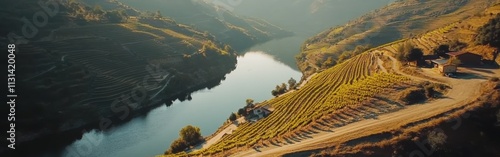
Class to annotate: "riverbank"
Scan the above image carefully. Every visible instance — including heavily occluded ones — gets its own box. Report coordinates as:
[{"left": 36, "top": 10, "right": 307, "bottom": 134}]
[{"left": 1, "top": 60, "right": 236, "bottom": 157}]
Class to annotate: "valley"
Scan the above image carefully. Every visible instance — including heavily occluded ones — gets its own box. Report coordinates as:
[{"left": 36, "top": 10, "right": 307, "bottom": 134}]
[{"left": 1, "top": 0, "right": 499, "bottom": 157}]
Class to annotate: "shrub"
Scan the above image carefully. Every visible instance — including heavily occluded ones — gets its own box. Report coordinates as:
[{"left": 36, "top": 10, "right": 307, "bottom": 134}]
[
  {"left": 167, "top": 138, "right": 188, "bottom": 154},
  {"left": 229, "top": 113, "right": 237, "bottom": 121},
  {"left": 399, "top": 87, "right": 427, "bottom": 105},
  {"left": 180, "top": 125, "right": 202, "bottom": 145},
  {"left": 475, "top": 13, "right": 500, "bottom": 48}
]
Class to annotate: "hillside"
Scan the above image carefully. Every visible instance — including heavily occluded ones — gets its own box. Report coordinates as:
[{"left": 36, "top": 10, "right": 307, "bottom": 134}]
[
  {"left": 0, "top": 0, "right": 239, "bottom": 155},
  {"left": 297, "top": 0, "right": 500, "bottom": 77},
  {"left": 165, "top": 52, "right": 427, "bottom": 156},
  {"left": 115, "top": 0, "right": 293, "bottom": 51},
  {"left": 161, "top": 1, "right": 500, "bottom": 156}
]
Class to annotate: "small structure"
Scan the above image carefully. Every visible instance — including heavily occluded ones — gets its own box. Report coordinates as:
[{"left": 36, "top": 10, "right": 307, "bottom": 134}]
[
  {"left": 245, "top": 106, "right": 272, "bottom": 122},
  {"left": 431, "top": 59, "right": 457, "bottom": 73},
  {"left": 252, "top": 107, "right": 271, "bottom": 119},
  {"left": 447, "top": 52, "right": 482, "bottom": 65}
]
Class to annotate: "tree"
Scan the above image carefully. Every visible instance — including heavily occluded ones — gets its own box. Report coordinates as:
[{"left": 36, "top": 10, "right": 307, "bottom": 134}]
[
  {"left": 229, "top": 113, "right": 237, "bottom": 121},
  {"left": 167, "top": 138, "right": 188, "bottom": 154},
  {"left": 271, "top": 89, "right": 279, "bottom": 97},
  {"left": 433, "top": 44, "right": 449, "bottom": 56},
  {"left": 238, "top": 108, "right": 247, "bottom": 116},
  {"left": 245, "top": 99, "right": 254, "bottom": 107},
  {"left": 408, "top": 48, "right": 423, "bottom": 61},
  {"left": 475, "top": 13, "right": 500, "bottom": 48},
  {"left": 396, "top": 42, "right": 422, "bottom": 62},
  {"left": 179, "top": 125, "right": 201, "bottom": 145},
  {"left": 279, "top": 83, "right": 288, "bottom": 94},
  {"left": 288, "top": 77, "right": 297, "bottom": 90}
]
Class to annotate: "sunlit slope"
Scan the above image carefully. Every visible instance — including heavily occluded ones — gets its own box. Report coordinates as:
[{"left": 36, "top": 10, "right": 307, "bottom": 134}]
[
  {"left": 378, "top": 3, "right": 500, "bottom": 62},
  {"left": 185, "top": 53, "right": 413, "bottom": 156},
  {"left": 298, "top": 0, "right": 500, "bottom": 76}
]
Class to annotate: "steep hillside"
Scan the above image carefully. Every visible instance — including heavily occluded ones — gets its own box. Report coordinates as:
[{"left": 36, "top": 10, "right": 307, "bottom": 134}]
[
  {"left": 298, "top": 0, "right": 500, "bottom": 77},
  {"left": 0, "top": 0, "right": 237, "bottom": 155},
  {"left": 165, "top": 52, "right": 424, "bottom": 156},
  {"left": 377, "top": 3, "right": 500, "bottom": 64},
  {"left": 116, "top": 0, "right": 292, "bottom": 51}
]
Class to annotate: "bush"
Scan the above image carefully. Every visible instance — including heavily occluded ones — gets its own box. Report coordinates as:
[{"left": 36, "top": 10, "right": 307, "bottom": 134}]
[
  {"left": 399, "top": 87, "right": 427, "bottom": 105},
  {"left": 167, "top": 138, "right": 188, "bottom": 154},
  {"left": 229, "top": 113, "right": 237, "bottom": 121},
  {"left": 180, "top": 125, "right": 202, "bottom": 145}
]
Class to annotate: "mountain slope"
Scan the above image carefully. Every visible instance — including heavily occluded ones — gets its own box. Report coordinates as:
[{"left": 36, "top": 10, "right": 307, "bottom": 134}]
[
  {"left": 297, "top": 0, "right": 500, "bottom": 77},
  {"left": 116, "top": 0, "right": 292, "bottom": 51},
  {"left": 0, "top": 0, "right": 237, "bottom": 155}
]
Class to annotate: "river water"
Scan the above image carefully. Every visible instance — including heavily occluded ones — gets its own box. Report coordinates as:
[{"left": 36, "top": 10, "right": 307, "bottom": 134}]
[{"left": 52, "top": 38, "right": 302, "bottom": 157}]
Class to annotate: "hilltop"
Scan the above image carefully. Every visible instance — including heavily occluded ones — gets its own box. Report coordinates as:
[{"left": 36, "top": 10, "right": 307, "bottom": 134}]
[{"left": 297, "top": 0, "right": 500, "bottom": 77}]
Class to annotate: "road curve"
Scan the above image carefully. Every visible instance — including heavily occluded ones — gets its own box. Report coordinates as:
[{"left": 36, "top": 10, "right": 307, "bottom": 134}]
[{"left": 232, "top": 55, "right": 495, "bottom": 157}]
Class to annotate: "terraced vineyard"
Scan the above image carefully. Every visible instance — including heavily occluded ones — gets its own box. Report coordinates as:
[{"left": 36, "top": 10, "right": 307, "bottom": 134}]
[
  {"left": 14, "top": 16, "right": 238, "bottom": 146},
  {"left": 189, "top": 53, "right": 414, "bottom": 156}
]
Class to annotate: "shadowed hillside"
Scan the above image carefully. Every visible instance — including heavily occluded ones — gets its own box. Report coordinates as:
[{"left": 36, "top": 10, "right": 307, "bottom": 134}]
[{"left": 0, "top": 0, "right": 243, "bottom": 155}]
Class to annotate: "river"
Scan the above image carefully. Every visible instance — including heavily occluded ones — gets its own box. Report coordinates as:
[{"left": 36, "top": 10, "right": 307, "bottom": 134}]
[{"left": 48, "top": 38, "right": 302, "bottom": 157}]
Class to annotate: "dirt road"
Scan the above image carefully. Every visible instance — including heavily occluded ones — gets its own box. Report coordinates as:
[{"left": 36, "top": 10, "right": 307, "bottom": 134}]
[{"left": 233, "top": 52, "right": 497, "bottom": 157}]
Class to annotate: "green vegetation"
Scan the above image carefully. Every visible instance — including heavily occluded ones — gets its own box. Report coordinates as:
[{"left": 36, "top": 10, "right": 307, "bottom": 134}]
[
  {"left": 229, "top": 113, "right": 237, "bottom": 121},
  {"left": 395, "top": 42, "right": 423, "bottom": 62},
  {"left": 166, "top": 125, "right": 203, "bottom": 154},
  {"left": 288, "top": 77, "right": 297, "bottom": 90},
  {"left": 475, "top": 13, "right": 500, "bottom": 48},
  {"left": 297, "top": 0, "right": 499, "bottom": 76},
  {"left": 271, "top": 83, "right": 288, "bottom": 97}
]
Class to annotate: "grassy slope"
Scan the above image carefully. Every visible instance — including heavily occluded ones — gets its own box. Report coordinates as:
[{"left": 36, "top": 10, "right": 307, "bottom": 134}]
[
  {"left": 297, "top": 0, "right": 500, "bottom": 77},
  {"left": 378, "top": 3, "right": 500, "bottom": 61}
]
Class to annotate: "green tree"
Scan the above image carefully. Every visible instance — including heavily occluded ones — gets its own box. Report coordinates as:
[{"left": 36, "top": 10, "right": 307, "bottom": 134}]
[
  {"left": 475, "top": 13, "right": 500, "bottom": 48},
  {"left": 271, "top": 89, "right": 279, "bottom": 97},
  {"left": 279, "top": 83, "right": 288, "bottom": 94},
  {"left": 433, "top": 44, "right": 449, "bottom": 56},
  {"left": 246, "top": 99, "right": 254, "bottom": 107},
  {"left": 167, "top": 138, "right": 188, "bottom": 154},
  {"left": 179, "top": 125, "right": 202, "bottom": 145},
  {"left": 229, "top": 113, "right": 237, "bottom": 121},
  {"left": 288, "top": 77, "right": 297, "bottom": 90},
  {"left": 408, "top": 48, "right": 423, "bottom": 62},
  {"left": 238, "top": 108, "right": 247, "bottom": 116}
]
